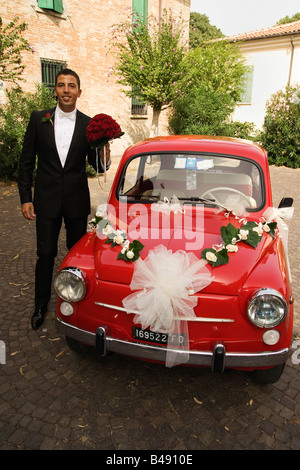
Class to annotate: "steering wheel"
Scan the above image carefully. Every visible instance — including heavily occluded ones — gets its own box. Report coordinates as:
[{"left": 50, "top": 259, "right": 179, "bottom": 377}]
[{"left": 200, "top": 187, "right": 253, "bottom": 207}]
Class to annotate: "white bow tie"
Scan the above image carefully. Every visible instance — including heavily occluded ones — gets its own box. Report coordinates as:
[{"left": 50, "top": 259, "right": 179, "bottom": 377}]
[{"left": 57, "top": 108, "right": 76, "bottom": 121}]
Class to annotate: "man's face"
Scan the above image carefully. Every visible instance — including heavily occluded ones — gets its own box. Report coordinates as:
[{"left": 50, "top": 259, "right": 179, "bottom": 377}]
[{"left": 54, "top": 74, "right": 82, "bottom": 112}]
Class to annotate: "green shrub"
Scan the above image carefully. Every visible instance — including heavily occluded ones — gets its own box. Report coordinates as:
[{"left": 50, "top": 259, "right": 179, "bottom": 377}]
[
  {"left": 169, "top": 86, "right": 256, "bottom": 140},
  {"left": 260, "top": 84, "right": 300, "bottom": 168},
  {"left": 0, "top": 84, "right": 56, "bottom": 181},
  {"left": 169, "top": 41, "right": 256, "bottom": 140}
]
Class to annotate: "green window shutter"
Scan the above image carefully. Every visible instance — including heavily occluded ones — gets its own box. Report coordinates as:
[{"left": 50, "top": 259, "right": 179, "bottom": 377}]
[
  {"left": 38, "top": 0, "right": 54, "bottom": 9},
  {"left": 37, "top": 0, "right": 63, "bottom": 14},
  {"left": 240, "top": 65, "right": 254, "bottom": 104},
  {"left": 132, "top": 0, "right": 148, "bottom": 21},
  {"left": 53, "top": 0, "right": 63, "bottom": 13}
]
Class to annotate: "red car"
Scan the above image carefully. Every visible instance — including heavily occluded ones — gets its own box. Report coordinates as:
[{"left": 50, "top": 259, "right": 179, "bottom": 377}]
[{"left": 54, "top": 136, "right": 294, "bottom": 384}]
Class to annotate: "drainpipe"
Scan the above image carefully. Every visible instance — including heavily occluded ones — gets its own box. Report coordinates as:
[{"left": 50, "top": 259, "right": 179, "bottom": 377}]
[
  {"left": 288, "top": 35, "right": 294, "bottom": 85},
  {"left": 159, "top": 0, "right": 162, "bottom": 25}
]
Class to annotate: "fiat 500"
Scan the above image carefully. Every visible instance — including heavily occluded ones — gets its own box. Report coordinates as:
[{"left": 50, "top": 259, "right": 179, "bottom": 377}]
[{"left": 54, "top": 135, "right": 294, "bottom": 384}]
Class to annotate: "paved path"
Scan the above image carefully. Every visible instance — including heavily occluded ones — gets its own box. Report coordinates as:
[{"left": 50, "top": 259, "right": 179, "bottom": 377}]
[{"left": 0, "top": 164, "right": 300, "bottom": 450}]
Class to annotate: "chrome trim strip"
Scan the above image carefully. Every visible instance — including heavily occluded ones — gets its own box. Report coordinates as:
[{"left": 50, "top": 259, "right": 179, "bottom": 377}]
[
  {"left": 94, "top": 301, "right": 234, "bottom": 323},
  {"left": 56, "top": 317, "right": 288, "bottom": 368},
  {"left": 95, "top": 301, "right": 136, "bottom": 313}
]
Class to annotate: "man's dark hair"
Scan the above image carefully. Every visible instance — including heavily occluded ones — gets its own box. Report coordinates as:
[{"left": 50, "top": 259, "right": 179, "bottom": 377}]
[{"left": 55, "top": 68, "right": 81, "bottom": 89}]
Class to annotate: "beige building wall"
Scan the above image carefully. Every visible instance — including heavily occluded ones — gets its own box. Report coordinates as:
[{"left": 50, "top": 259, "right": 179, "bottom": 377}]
[
  {"left": 234, "top": 34, "right": 300, "bottom": 130},
  {"left": 0, "top": 0, "right": 190, "bottom": 154}
]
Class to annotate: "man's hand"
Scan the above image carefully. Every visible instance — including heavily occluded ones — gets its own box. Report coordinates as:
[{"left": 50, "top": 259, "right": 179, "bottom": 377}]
[{"left": 21, "top": 203, "right": 36, "bottom": 220}]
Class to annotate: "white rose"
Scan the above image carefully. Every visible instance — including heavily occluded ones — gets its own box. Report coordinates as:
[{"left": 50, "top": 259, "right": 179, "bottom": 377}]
[
  {"left": 226, "top": 244, "right": 238, "bottom": 252},
  {"left": 262, "top": 223, "right": 270, "bottom": 232},
  {"left": 126, "top": 250, "right": 135, "bottom": 259},
  {"left": 102, "top": 224, "right": 114, "bottom": 236},
  {"left": 239, "top": 229, "right": 249, "bottom": 240},
  {"left": 206, "top": 251, "right": 217, "bottom": 263},
  {"left": 113, "top": 234, "right": 125, "bottom": 245}
]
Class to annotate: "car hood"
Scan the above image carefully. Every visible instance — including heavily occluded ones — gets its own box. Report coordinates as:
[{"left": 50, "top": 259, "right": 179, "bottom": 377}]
[{"left": 94, "top": 210, "right": 275, "bottom": 295}]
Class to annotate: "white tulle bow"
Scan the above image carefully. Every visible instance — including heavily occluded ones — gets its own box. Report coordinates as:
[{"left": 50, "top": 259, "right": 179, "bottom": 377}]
[
  {"left": 215, "top": 194, "right": 248, "bottom": 218},
  {"left": 151, "top": 195, "right": 185, "bottom": 214},
  {"left": 122, "top": 245, "right": 214, "bottom": 367},
  {"left": 262, "top": 206, "right": 294, "bottom": 282}
]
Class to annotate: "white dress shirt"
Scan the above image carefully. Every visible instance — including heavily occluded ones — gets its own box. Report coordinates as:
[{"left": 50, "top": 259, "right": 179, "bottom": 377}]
[{"left": 54, "top": 106, "right": 77, "bottom": 167}]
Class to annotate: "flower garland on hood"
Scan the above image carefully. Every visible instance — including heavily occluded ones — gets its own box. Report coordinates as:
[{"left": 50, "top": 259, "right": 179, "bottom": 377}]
[
  {"left": 201, "top": 196, "right": 293, "bottom": 281},
  {"left": 88, "top": 204, "right": 144, "bottom": 262}
]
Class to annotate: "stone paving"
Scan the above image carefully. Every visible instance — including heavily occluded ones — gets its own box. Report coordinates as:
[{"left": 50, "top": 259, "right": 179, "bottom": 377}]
[{"left": 0, "top": 162, "right": 300, "bottom": 450}]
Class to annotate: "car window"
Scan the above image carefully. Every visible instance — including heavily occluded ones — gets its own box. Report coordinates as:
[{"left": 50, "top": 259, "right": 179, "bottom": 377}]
[{"left": 119, "top": 153, "right": 263, "bottom": 210}]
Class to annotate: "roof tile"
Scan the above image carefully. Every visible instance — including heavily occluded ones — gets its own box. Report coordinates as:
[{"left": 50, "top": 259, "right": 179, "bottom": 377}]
[{"left": 223, "top": 19, "right": 300, "bottom": 41}]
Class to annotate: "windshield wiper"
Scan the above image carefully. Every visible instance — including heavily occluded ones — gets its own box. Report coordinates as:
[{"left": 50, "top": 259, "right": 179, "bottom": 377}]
[{"left": 178, "top": 196, "right": 217, "bottom": 205}]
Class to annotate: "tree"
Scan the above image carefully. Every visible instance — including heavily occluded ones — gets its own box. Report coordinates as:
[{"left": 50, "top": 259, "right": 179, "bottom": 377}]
[
  {"left": 109, "top": 9, "right": 191, "bottom": 136},
  {"left": 189, "top": 12, "right": 223, "bottom": 49},
  {"left": 277, "top": 13, "right": 300, "bottom": 24},
  {"left": 0, "top": 85, "right": 56, "bottom": 180},
  {"left": 259, "top": 85, "right": 300, "bottom": 168},
  {"left": 0, "top": 16, "right": 34, "bottom": 84},
  {"left": 169, "top": 41, "right": 255, "bottom": 139}
]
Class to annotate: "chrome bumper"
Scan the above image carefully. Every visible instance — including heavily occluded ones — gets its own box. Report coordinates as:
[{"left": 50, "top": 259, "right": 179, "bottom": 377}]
[{"left": 56, "top": 317, "right": 289, "bottom": 370}]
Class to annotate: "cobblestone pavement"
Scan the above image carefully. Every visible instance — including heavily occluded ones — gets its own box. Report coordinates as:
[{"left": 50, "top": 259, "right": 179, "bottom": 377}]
[{"left": 0, "top": 162, "right": 300, "bottom": 451}]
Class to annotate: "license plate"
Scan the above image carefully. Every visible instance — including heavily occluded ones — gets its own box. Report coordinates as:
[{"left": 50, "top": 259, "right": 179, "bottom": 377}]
[{"left": 132, "top": 326, "right": 187, "bottom": 346}]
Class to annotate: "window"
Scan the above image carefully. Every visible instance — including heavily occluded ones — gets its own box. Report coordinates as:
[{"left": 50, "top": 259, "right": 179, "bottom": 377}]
[
  {"left": 119, "top": 153, "right": 262, "bottom": 209},
  {"left": 37, "top": 0, "right": 63, "bottom": 14},
  {"left": 41, "top": 59, "right": 66, "bottom": 92},
  {"left": 131, "top": 95, "right": 147, "bottom": 116},
  {"left": 239, "top": 65, "right": 254, "bottom": 104}
]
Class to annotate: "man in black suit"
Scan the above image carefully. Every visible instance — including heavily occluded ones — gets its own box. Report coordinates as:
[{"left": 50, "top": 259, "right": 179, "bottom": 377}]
[{"left": 18, "top": 68, "right": 110, "bottom": 329}]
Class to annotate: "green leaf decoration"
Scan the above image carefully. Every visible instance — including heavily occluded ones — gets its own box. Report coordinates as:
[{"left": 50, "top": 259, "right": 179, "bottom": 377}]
[
  {"left": 220, "top": 223, "right": 239, "bottom": 245},
  {"left": 201, "top": 248, "right": 229, "bottom": 267},
  {"left": 117, "top": 240, "right": 144, "bottom": 262},
  {"left": 201, "top": 216, "right": 278, "bottom": 268},
  {"left": 267, "top": 221, "right": 277, "bottom": 239},
  {"left": 239, "top": 222, "right": 260, "bottom": 248},
  {"left": 243, "top": 230, "right": 260, "bottom": 249}
]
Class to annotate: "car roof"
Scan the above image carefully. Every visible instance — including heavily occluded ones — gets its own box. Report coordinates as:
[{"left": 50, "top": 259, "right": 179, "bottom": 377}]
[{"left": 124, "top": 135, "right": 268, "bottom": 167}]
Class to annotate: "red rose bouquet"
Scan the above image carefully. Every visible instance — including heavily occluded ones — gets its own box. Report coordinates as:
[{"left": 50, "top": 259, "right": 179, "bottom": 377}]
[{"left": 86, "top": 113, "right": 124, "bottom": 149}]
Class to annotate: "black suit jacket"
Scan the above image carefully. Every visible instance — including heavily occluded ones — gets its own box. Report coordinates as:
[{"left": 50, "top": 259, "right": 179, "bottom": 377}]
[{"left": 18, "top": 107, "right": 102, "bottom": 219}]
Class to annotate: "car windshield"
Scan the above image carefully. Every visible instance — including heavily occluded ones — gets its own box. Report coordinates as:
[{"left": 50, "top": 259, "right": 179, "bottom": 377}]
[{"left": 118, "top": 153, "right": 263, "bottom": 210}]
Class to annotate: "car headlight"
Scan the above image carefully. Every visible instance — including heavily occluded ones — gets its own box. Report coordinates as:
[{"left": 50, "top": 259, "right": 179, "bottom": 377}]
[
  {"left": 54, "top": 267, "right": 86, "bottom": 302},
  {"left": 247, "top": 288, "right": 287, "bottom": 328}
]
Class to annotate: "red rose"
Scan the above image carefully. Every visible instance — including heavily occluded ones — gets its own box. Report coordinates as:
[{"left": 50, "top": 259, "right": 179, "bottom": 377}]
[
  {"left": 86, "top": 114, "right": 124, "bottom": 148},
  {"left": 41, "top": 112, "right": 54, "bottom": 125}
]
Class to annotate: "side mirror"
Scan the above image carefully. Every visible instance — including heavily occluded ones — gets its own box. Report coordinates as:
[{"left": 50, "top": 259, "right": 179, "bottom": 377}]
[{"left": 278, "top": 197, "right": 293, "bottom": 208}]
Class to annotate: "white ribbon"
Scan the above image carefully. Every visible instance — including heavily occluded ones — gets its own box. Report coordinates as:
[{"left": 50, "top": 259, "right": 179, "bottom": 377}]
[
  {"left": 151, "top": 195, "right": 185, "bottom": 214},
  {"left": 262, "top": 206, "right": 294, "bottom": 282},
  {"left": 103, "top": 145, "right": 107, "bottom": 183},
  {"left": 214, "top": 194, "right": 249, "bottom": 218},
  {"left": 122, "top": 245, "right": 214, "bottom": 367}
]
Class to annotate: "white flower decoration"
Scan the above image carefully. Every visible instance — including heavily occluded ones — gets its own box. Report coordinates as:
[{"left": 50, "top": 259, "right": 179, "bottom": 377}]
[
  {"left": 252, "top": 224, "right": 264, "bottom": 236},
  {"left": 113, "top": 230, "right": 125, "bottom": 245},
  {"left": 126, "top": 250, "right": 135, "bottom": 259},
  {"left": 226, "top": 244, "right": 238, "bottom": 252},
  {"left": 262, "top": 223, "right": 271, "bottom": 232},
  {"left": 102, "top": 224, "right": 114, "bottom": 236},
  {"left": 206, "top": 251, "right": 217, "bottom": 263},
  {"left": 239, "top": 229, "right": 249, "bottom": 240}
]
